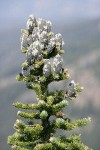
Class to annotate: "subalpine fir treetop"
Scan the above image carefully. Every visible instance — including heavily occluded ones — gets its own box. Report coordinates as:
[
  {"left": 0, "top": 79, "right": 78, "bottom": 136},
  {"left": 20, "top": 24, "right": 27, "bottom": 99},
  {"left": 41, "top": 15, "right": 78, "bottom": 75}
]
[{"left": 8, "top": 15, "right": 92, "bottom": 150}]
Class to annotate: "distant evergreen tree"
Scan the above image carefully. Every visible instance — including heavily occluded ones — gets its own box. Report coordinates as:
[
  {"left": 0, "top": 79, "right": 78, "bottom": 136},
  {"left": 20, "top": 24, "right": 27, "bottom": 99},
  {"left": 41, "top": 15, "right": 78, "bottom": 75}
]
[{"left": 8, "top": 15, "right": 92, "bottom": 150}]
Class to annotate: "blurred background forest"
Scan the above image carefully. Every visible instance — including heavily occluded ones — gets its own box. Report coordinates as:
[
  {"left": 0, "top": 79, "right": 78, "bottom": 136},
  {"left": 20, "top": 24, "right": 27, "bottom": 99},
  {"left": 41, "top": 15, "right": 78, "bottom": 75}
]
[{"left": 0, "top": 0, "right": 100, "bottom": 149}]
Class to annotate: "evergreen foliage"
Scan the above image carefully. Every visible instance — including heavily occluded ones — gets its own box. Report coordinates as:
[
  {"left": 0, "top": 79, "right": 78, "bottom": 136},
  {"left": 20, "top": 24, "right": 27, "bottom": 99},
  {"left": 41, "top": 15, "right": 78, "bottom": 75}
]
[{"left": 8, "top": 15, "right": 92, "bottom": 150}]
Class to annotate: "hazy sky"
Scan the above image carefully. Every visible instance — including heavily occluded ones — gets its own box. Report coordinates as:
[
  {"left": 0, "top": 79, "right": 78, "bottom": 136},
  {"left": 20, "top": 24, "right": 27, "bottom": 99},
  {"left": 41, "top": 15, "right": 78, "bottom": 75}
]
[{"left": 0, "top": 0, "right": 100, "bottom": 29}]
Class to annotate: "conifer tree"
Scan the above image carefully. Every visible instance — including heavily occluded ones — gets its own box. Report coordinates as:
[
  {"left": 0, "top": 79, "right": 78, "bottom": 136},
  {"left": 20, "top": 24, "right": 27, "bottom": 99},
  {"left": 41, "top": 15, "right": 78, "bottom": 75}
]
[{"left": 8, "top": 15, "right": 92, "bottom": 150}]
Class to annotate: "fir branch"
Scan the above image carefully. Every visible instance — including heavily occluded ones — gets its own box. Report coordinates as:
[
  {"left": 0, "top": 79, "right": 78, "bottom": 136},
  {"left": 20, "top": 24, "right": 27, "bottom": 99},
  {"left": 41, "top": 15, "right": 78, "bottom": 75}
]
[
  {"left": 13, "top": 102, "right": 47, "bottom": 110},
  {"left": 33, "top": 143, "right": 53, "bottom": 150},
  {"left": 54, "top": 117, "right": 91, "bottom": 131},
  {"left": 17, "top": 111, "right": 40, "bottom": 120}
]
